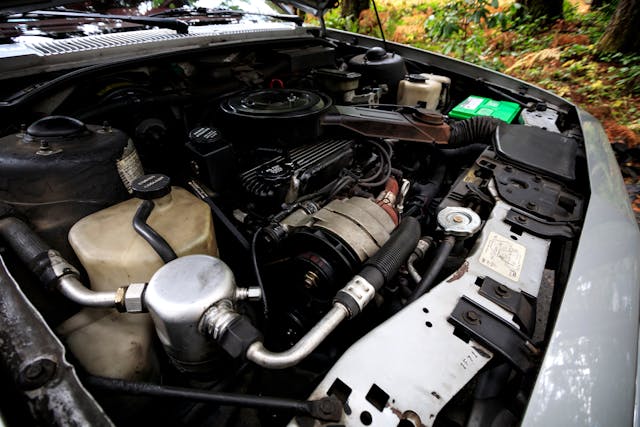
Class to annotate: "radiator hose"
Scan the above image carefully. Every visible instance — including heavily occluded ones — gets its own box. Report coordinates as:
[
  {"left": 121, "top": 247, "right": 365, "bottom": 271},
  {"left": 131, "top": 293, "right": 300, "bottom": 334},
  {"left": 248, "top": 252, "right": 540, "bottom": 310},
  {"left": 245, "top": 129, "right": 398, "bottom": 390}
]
[{"left": 335, "top": 216, "right": 421, "bottom": 318}]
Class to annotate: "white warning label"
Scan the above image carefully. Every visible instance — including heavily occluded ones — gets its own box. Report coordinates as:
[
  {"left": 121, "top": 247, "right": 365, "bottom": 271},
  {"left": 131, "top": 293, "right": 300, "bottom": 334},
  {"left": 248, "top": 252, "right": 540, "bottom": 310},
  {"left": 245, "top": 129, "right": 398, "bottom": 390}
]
[
  {"left": 117, "top": 140, "right": 144, "bottom": 192},
  {"left": 479, "top": 232, "right": 526, "bottom": 282},
  {"left": 460, "top": 96, "right": 483, "bottom": 110}
]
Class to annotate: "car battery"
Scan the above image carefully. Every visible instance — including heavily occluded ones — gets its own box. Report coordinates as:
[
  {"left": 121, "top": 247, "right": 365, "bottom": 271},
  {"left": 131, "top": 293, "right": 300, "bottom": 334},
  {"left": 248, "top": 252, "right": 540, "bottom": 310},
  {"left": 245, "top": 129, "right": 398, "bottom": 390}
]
[{"left": 449, "top": 95, "right": 521, "bottom": 123}]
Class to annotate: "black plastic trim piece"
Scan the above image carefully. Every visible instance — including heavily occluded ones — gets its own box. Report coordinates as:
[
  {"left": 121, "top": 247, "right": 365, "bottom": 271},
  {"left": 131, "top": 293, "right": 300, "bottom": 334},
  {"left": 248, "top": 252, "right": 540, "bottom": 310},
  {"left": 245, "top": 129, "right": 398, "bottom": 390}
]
[
  {"left": 477, "top": 277, "right": 536, "bottom": 336},
  {"left": 505, "top": 209, "right": 577, "bottom": 239},
  {"left": 448, "top": 296, "right": 538, "bottom": 372}
]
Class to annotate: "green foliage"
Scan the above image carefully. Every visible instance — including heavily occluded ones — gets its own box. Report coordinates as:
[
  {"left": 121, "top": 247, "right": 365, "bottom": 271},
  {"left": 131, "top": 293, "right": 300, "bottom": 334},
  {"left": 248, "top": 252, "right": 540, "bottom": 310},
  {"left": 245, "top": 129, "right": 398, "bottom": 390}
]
[
  {"left": 323, "top": 8, "right": 360, "bottom": 33},
  {"left": 600, "top": 53, "right": 640, "bottom": 95},
  {"left": 423, "top": 0, "right": 500, "bottom": 60}
]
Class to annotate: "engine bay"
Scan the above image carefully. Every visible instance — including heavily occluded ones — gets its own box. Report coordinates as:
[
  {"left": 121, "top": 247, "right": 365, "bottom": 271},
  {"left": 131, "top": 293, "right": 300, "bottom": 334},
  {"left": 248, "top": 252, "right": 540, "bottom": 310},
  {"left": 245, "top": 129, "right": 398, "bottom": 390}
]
[{"left": 0, "top": 37, "right": 589, "bottom": 427}]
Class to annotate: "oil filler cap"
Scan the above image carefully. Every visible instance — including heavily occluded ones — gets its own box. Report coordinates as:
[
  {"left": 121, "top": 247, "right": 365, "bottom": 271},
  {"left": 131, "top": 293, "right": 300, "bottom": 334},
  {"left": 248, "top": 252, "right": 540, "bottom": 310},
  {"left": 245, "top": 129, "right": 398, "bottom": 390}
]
[{"left": 131, "top": 174, "right": 171, "bottom": 200}]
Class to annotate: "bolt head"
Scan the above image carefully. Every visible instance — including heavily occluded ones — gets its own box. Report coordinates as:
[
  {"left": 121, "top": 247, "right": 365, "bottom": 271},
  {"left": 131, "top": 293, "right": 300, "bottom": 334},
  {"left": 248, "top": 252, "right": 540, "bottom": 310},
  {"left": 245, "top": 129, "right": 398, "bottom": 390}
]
[
  {"left": 464, "top": 310, "right": 481, "bottom": 324},
  {"left": 495, "top": 285, "right": 510, "bottom": 297}
]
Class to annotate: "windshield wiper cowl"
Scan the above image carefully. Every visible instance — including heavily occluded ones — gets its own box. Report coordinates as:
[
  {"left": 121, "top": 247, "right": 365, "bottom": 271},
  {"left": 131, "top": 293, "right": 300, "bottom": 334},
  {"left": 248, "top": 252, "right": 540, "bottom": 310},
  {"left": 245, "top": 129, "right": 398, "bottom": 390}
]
[{"left": 28, "top": 9, "right": 190, "bottom": 34}]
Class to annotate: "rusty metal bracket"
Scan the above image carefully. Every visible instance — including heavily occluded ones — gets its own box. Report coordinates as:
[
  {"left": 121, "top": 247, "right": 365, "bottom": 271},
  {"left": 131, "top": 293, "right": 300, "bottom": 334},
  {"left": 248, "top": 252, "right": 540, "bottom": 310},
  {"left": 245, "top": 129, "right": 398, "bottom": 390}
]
[
  {"left": 448, "top": 296, "right": 538, "bottom": 373},
  {"left": 478, "top": 276, "right": 536, "bottom": 336}
]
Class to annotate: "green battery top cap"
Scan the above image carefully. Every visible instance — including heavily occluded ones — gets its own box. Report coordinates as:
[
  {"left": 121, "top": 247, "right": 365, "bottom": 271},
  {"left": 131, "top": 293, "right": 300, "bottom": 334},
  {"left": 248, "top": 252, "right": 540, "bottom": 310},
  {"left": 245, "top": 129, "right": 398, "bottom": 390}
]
[{"left": 449, "top": 95, "right": 521, "bottom": 123}]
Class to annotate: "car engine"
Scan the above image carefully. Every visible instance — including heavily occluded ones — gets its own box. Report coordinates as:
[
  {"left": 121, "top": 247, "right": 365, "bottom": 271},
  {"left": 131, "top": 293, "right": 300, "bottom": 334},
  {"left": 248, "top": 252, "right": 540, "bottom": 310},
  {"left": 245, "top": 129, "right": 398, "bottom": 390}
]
[{"left": 0, "top": 38, "right": 588, "bottom": 427}]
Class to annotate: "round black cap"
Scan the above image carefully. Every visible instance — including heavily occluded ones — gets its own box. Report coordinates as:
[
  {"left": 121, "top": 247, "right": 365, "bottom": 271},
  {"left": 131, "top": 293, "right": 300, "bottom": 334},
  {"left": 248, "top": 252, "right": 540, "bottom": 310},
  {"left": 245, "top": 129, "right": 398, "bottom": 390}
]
[
  {"left": 188, "top": 127, "right": 223, "bottom": 145},
  {"left": 131, "top": 174, "right": 171, "bottom": 200},
  {"left": 365, "top": 46, "right": 387, "bottom": 61},
  {"left": 27, "top": 116, "right": 87, "bottom": 139}
]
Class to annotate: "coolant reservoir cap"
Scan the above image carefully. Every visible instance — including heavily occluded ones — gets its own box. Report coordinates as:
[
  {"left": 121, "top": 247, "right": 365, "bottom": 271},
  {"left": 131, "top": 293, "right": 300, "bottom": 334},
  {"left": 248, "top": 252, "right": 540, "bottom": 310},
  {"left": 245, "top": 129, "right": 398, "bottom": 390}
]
[
  {"left": 407, "top": 74, "right": 427, "bottom": 83},
  {"left": 131, "top": 174, "right": 171, "bottom": 200}
]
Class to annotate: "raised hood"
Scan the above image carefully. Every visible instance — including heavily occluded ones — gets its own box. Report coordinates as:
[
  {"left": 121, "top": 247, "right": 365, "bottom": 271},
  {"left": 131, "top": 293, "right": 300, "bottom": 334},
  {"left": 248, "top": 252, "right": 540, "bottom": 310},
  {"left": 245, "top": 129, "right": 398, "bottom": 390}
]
[
  {"left": 0, "top": 1, "right": 76, "bottom": 15},
  {"left": 0, "top": 0, "right": 339, "bottom": 17}
]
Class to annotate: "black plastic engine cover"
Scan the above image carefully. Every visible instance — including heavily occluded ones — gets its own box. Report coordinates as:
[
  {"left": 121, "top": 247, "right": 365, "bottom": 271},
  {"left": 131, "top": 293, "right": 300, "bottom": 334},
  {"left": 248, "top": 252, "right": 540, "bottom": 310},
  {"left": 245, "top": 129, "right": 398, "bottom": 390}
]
[
  {"left": 493, "top": 125, "right": 578, "bottom": 182},
  {"left": 240, "top": 139, "right": 354, "bottom": 210}
]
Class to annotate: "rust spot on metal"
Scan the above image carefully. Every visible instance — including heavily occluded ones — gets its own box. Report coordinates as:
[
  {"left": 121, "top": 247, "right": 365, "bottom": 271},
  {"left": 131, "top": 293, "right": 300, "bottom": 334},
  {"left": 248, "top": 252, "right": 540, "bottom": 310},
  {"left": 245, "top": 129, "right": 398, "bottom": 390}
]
[
  {"left": 387, "top": 404, "right": 403, "bottom": 419},
  {"left": 385, "top": 405, "right": 426, "bottom": 427},
  {"left": 446, "top": 261, "right": 469, "bottom": 283}
]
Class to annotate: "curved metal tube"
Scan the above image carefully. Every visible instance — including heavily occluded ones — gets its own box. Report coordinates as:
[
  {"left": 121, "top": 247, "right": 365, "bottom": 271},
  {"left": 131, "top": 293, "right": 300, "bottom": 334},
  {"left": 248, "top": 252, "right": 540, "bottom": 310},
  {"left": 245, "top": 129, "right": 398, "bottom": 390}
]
[
  {"left": 57, "top": 276, "right": 117, "bottom": 308},
  {"left": 407, "top": 237, "right": 433, "bottom": 284},
  {"left": 407, "top": 253, "right": 422, "bottom": 284},
  {"left": 246, "top": 304, "right": 349, "bottom": 369}
]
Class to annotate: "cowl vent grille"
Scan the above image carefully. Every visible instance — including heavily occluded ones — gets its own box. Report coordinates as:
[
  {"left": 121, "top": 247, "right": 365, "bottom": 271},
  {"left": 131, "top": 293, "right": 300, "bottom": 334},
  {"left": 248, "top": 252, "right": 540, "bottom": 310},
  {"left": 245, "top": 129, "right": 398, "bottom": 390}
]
[
  {"left": 0, "top": 23, "right": 307, "bottom": 80},
  {"left": 26, "top": 23, "right": 299, "bottom": 56},
  {"left": 27, "top": 29, "right": 189, "bottom": 55}
]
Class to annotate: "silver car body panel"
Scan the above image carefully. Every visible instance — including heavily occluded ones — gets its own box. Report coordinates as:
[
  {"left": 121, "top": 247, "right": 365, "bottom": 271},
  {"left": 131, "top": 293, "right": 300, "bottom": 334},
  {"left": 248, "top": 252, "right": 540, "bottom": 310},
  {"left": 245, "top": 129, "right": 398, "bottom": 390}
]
[{"left": 521, "top": 111, "right": 640, "bottom": 427}]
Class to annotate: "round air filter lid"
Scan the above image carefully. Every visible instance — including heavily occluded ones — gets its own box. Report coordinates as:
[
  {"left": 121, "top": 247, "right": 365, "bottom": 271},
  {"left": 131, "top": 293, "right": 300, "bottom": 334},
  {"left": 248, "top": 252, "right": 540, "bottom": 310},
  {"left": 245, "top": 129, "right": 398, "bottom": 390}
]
[{"left": 221, "top": 89, "right": 330, "bottom": 118}]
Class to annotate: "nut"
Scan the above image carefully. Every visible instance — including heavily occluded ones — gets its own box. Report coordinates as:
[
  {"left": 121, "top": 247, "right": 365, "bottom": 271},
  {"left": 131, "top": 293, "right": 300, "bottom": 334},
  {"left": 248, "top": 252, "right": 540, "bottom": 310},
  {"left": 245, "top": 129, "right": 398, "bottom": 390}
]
[{"left": 124, "top": 283, "right": 147, "bottom": 313}]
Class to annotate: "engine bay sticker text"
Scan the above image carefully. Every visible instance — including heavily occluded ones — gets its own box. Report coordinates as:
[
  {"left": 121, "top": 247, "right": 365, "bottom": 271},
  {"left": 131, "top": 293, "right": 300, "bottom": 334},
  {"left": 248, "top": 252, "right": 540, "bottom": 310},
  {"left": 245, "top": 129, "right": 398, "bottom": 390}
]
[{"left": 479, "top": 231, "right": 526, "bottom": 281}]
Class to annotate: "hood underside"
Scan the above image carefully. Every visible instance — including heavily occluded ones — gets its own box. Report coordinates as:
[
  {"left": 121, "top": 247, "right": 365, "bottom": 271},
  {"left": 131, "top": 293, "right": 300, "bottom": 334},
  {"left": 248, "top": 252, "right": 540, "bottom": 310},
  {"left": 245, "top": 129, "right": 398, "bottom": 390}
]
[{"left": 0, "top": 0, "right": 338, "bottom": 17}]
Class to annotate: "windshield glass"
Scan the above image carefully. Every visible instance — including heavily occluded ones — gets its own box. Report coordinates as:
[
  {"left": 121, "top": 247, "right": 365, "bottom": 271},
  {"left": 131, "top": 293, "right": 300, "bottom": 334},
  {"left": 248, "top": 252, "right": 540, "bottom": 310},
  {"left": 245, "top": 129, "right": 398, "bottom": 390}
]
[
  {"left": 0, "top": 0, "right": 291, "bottom": 42},
  {"left": 84, "top": 0, "right": 286, "bottom": 16}
]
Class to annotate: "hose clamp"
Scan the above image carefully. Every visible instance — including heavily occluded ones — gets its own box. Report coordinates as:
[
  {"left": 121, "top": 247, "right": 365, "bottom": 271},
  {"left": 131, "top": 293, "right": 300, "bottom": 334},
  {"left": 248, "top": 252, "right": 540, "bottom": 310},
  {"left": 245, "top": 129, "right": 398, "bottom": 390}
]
[{"left": 334, "top": 275, "right": 376, "bottom": 318}]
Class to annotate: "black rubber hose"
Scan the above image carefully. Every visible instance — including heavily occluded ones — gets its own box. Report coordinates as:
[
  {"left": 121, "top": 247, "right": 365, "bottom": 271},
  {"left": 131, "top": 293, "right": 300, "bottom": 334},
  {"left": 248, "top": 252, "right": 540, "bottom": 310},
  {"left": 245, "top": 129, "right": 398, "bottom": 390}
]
[
  {"left": 359, "top": 216, "right": 421, "bottom": 291},
  {"left": 407, "top": 235, "right": 456, "bottom": 302},
  {"left": 404, "top": 162, "right": 446, "bottom": 217},
  {"left": 449, "top": 116, "right": 503, "bottom": 145},
  {"left": 133, "top": 200, "right": 177, "bottom": 264},
  {"left": 0, "top": 216, "right": 49, "bottom": 265},
  {"left": 438, "top": 143, "right": 488, "bottom": 159},
  {"left": 0, "top": 216, "right": 67, "bottom": 286},
  {"left": 251, "top": 229, "right": 269, "bottom": 319}
]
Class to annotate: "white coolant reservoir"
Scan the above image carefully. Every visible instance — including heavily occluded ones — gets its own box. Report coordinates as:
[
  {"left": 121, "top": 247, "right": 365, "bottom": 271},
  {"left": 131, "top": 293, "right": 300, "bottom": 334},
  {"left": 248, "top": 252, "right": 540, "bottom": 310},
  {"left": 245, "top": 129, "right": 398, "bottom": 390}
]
[
  {"left": 58, "top": 174, "right": 217, "bottom": 380},
  {"left": 397, "top": 73, "right": 451, "bottom": 111}
]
